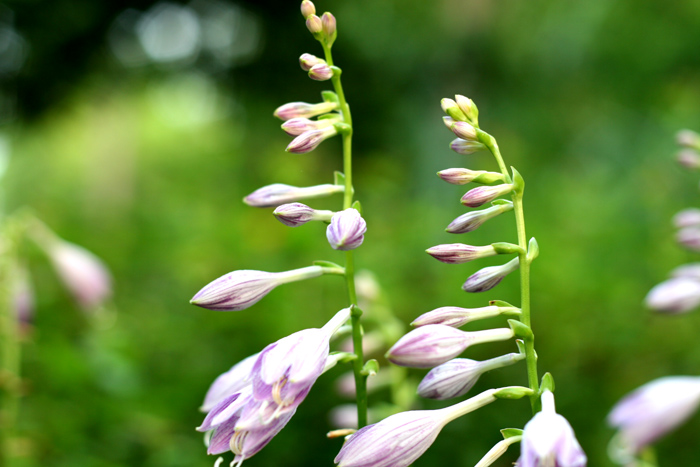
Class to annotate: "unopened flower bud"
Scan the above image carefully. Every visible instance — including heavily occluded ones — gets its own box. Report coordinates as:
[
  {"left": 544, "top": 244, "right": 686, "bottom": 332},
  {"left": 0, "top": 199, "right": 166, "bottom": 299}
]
[
  {"left": 299, "top": 53, "right": 325, "bottom": 71},
  {"left": 670, "top": 263, "right": 700, "bottom": 281},
  {"left": 441, "top": 98, "right": 468, "bottom": 122},
  {"left": 677, "top": 129, "right": 700, "bottom": 149},
  {"left": 47, "top": 241, "right": 112, "bottom": 310},
  {"left": 190, "top": 266, "right": 324, "bottom": 311},
  {"left": 442, "top": 116, "right": 455, "bottom": 130},
  {"left": 386, "top": 324, "right": 514, "bottom": 368},
  {"left": 673, "top": 208, "right": 700, "bottom": 228},
  {"left": 281, "top": 116, "right": 339, "bottom": 136},
  {"left": 645, "top": 276, "right": 700, "bottom": 313},
  {"left": 446, "top": 202, "right": 513, "bottom": 234},
  {"left": 274, "top": 101, "right": 338, "bottom": 121},
  {"left": 287, "top": 126, "right": 338, "bottom": 153},
  {"left": 455, "top": 95, "right": 478, "bottom": 125},
  {"left": 411, "top": 305, "right": 518, "bottom": 328},
  {"left": 309, "top": 63, "right": 334, "bottom": 81},
  {"left": 426, "top": 244, "right": 497, "bottom": 264},
  {"left": 450, "top": 138, "right": 486, "bottom": 155},
  {"left": 244, "top": 183, "right": 344, "bottom": 208},
  {"left": 438, "top": 168, "right": 504, "bottom": 185},
  {"left": 306, "top": 14, "right": 323, "bottom": 34},
  {"left": 676, "top": 226, "right": 700, "bottom": 251},
  {"left": 676, "top": 149, "right": 700, "bottom": 169},
  {"left": 450, "top": 121, "right": 479, "bottom": 141},
  {"left": 300, "top": 0, "right": 315, "bottom": 18},
  {"left": 273, "top": 203, "right": 334, "bottom": 227},
  {"left": 461, "top": 184, "right": 514, "bottom": 207},
  {"left": 463, "top": 257, "right": 520, "bottom": 293},
  {"left": 321, "top": 12, "right": 336, "bottom": 39},
  {"left": 327, "top": 208, "right": 367, "bottom": 251}
]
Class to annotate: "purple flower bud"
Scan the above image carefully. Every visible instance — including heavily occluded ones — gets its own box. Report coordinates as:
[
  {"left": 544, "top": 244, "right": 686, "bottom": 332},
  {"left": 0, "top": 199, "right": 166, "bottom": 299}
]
[
  {"left": 677, "top": 129, "right": 700, "bottom": 149},
  {"left": 519, "top": 390, "right": 587, "bottom": 467},
  {"left": 450, "top": 138, "right": 486, "bottom": 155},
  {"left": 286, "top": 126, "right": 338, "bottom": 153},
  {"left": 327, "top": 208, "right": 367, "bottom": 251},
  {"left": 299, "top": 53, "right": 326, "bottom": 71},
  {"left": 673, "top": 208, "right": 700, "bottom": 228},
  {"left": 309, "top": 63, "right": 334, "bottom": 81},
  {"left": 47, "top": 241, "right": 112, "bottom": 310},
  {"left": 273, "top": 202, "right": 334, "bottom": 227},
  {"left": 190, "top": 266, "right": 324, "bottom": 311},
  {"left": 438, "top": 168, "right": 503, "bottom": 185},
  {"left": 274, "top": 101, "right": 338, "bottom": 120},
  {"left": 202, "top": 353, "right": 259, "bottom": 412},
  {"left": 645, "top": 276, "right": 700, "bottom": 313},
  {"left": 670, "top": 263, "right": 700, "bottom": 280},
  {"left": 442, "top": 116, "right": 455, "bottom": 130},
  {"left": 450, "top": 121, "right": 478, "bottom": 141},
  {"left": 461, "top": 183, "right": 514, "bottom": 207},
  {"left": 676, "top": 149, "right": 700, "bottom": 169},
  {"left": 411, "top": 305, "right": 518, "bottom": 328},
  {"left": 321, "top": 12, "right": 336, "bottom": 38},
  {"left": 300, "top": 0, "right": 315, "bottom": 18},
  {"left": 676, "top": 226, "right": 700, "bottom": 251},
  {"left": 455, "top": 94, "right": 478, "bottom": 124},
  {"left": 334, "top": 389, "right": 498, "bottom": 467},
  {"left": 306, "top": 14, "right": 323, "bottom": 33},
  {"left": 281, "top": 116, "right": 339, "bottom": 136},
  {"left": 462, "top": 257, "right": 520, "bottom": 293},
  {"left": 608, "top": 376, "right": 700, "bottom": 456},
  {"left": 244, "top": 183, "right": 344, "bottom": 208},
  {"left": 446, "top": 202, "right": 513, "bottom": 234},
  {"left": 386, "top": 324, "right": 514, "bottom": 369},
  {"left": 426, "top": 243, "right": 497, "bottom": 264},
  {"left": 441, "top": 98, "right": 468, "bottom": 122}
]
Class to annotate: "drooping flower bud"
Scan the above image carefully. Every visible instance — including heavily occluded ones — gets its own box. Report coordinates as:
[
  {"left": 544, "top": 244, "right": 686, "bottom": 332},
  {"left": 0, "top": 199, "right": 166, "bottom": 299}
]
[
  {"left": 309, "top": 63, "right": 334, "bottom": 81},
  {"left": 673, "top": 208, "right": 700, "bottom": 228},
  {"left": 299, "top": 53, "right": 326, "bottom": 71},
  {"left": 287, "top": 126, "right": 338, "bottom": 153},
  {"left": 426, "top": 243, "right": 497, "bottom": 264},
  {"left": 519, "top": 390, "right": 587, "bottom": 467},
  {"left": 386, "top": 324, "right": 514, "bottom": 369},
  {"left": 676, "top": 149, "right": 700, "bottom": 169},
  {"left": 244, "top": 183, "right": 344, "bottom": 208},
  {"left": 455, "top": 95, "right": 479, "bottom": 125},
  {"left": 306, "top": 14, "right": 323, "bottom": 34},
  {"left": 190, "top": 266, "right": 324, "bottom": 311},
  {"left": 441, "top": 98, "right": 468, "bottom": 122},
  {"left": 450, "top": 121, "right": 479, "bottom": 142},
  {"left": 450, "top": 138, "right": 486, "bottom": 155},
  {"left": 273, "top": 203, "right": 334, "bottom": 227},
  {"left": 676, "top": 226, "right": 700, "bottom": 251},
  {"left": 438, "top": 168, "right": 504, "bottom": 185},
  {"left": 462, "top": 257, "right": 520, "bottom": 293},
  {"left": 644, "top": 276, "right": 700, "bottom": 313},
  {"left": 446, "top": 201, "right": 513, "bottom": 234},
  {"left": 411, "top": 305, "right": 519, "bottom": 328},
  {"left": 300, "top": 0, "right": 315, "bottom": 18},
  {"left": 461, "top": 183, "right": 514, "bottom": 207},
  {"left": 677, "top": 129, "right": 700, "bottom": 149},
  {"left": 274, "top": 101, "right": 338, "bottom": 120},
  {"left": 321, "top": 12, "right": 337, "bottom": 40},
  {"left": 327, "top": 208, "right": 367, "bottom": 251}
]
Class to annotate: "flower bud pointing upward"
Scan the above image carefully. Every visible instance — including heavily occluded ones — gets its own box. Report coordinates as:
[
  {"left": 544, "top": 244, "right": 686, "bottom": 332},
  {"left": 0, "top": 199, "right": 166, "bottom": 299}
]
[
  {"left": 321, "top": 12, "right": 337, "bottom": 40},
  {"left": 441, "top": 98, "right": 468, "bottom": 122},
  {"left": 455, "top": 95, "right": 478, "bottom": 125},
  {"left": 300, "top": 0, "right": 315, "bottom": 18},
  {"left": 306, "top": 14, "right": 323, "bottom": 34}
]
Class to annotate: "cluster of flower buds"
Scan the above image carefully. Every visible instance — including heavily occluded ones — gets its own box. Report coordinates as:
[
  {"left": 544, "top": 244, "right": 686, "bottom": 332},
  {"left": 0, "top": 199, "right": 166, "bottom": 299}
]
[{"left": 197, "top": 308, "right": 351, "bottom": 463}]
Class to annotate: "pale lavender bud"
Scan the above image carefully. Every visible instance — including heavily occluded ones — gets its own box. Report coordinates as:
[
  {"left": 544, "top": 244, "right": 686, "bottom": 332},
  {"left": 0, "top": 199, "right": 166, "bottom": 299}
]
[
  {"left": 244, "top": 183, "right": 344, "bottom": 208},
  {"left": 411, "top": 305, "right": 518, "bottom": 328},
  {"left": 645, "top": 276, "right": 700, "bottom": 313},
  {"left": 608, "top": 376, "right": 700, "bottom": 455},
  {"left": 677, "top": 129, "right": 700, "bottom": 148},
  {"left": 450, "top": 121, "right": 478, "bottom": 141},
  {"left": 386, "top": 324, "right": 514, "bottom": 368},
  {"left": 300, "top": 0, "right": 315, "bottom": 18},
  {"left": 670, "top": 263, "right": 700, "bottom": 280},
  {"left": 673, "top": 208, "right": 700, "bottom": 228},
  {"left": 438, "top": 168, "right": 503, "bottom": 185},
  {"left": 463, "top": 257, "right": 520, "bottom": 293},
  {"left": 455, "top": 95, "right": 478, "bottom": 124},
  {"left": 281, "top": 116, "right": 339, "bottom": 136},
  {"left": 190, "top": 266, "right": 324, "bottom": 311},
  {"left": 461, "top": 183, "right": 514, "bottom": 207},
  {"left": 450, "top": 138, "right": 486, "bottom": 155},
  {"left": 306, "top": 14, "right": 323, "bottom": 34},
  {"left": 327, "top": 208, "right": 367, "bottom": 251},
  {"left": 287, "top": 126, "right": 338, "bottom": 153},
  {"left": 321, "top": 12, "right": 336, "bottom": 38},
  {"left": 441, "top": 98, "right": 468, "bottom": 122},
  {"left": 47, "top": 241, "right": 112, "bottom": 310},
  {"left": 519, "top": 390, "right": 586, "bottom": 467},
  {"left": 273, "top": 202, "right": 334, "bottom": 227},
  {"left": 446, "top": 202, "right": 513, "bottom": 234},
  {"left": 202, "top": 353, "right": 259, "bottom": 412},
  {"left": 299, "top": 53, "right": 326, "bottom": 71},
  {"left": 426, "top": 243, "right": 497, "bottom": 264},
  {"left": 676, "top": 149, "right": 700, "bottom": 169},
  {"left": 308, "top": 63, "right": 334, "bottom": 81},
  {"left": 676, "top": 226, "right": 700, "bottom": 251},
  {"left": 274, "top": 101, "right": 338, "bottom": 120}
]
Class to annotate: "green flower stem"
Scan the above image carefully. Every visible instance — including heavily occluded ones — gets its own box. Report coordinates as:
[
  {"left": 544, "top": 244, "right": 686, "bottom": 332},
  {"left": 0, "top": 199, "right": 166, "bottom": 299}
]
[
  {"left": 322, "top": 43, "right": 368, "bottom": 428},
  {"left": 484, "top": 135, "right": 540, "bottom": 414}
]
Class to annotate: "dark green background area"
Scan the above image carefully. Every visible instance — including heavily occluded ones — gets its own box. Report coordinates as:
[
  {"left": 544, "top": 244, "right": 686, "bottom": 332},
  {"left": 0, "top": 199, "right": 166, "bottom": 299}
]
[{"left": 4, "top": 0, "right": 700, "bottom": 465}]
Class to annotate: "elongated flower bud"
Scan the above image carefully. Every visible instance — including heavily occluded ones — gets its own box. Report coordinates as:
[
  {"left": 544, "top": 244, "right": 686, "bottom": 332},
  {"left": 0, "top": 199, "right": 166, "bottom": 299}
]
[
  {"left": 463, "top": 257, "right": 520, "bottom": 293},
  {"left": 677, "top": 149, "right": 700, "bottom": 169},
  {"left": 386, "top": 324, "right": 514, "bottom": 368},
  {"left": 244, "top": 183, "right": 344, "bottom": 208},
  {"left": 287, "top": 126, "right": 338, "bottom": 153},
  {"left": 426, "top": 243, "right": 497, "bottom": 264},
  {"left": 281, "top": 115, "right": 339, "bottom": 136},
  {"left": 670, "top": 263, "right": 700, "bottom": 280},
  {"left": 450, "top": 138, "right": 485, "bottom": 155},
  {"left": 273, "top": 202, "right": 334, "bottom": 227},
  {"left": 321, "top": 12, "right": 336, "bottom": 39},
  {"left": 455, "top": 94, "right": 478, "bottom": 125},
  {"left": 438, "top": 168, "right": 504, "bottom": 185},
  {"left": 299, "top": 53, "right": 326, "bottom": 71},
  {"left": 411, "top": 305, "right": 519, "bottom": 328},
  {"left": 441, "top": 98, "right": 468, "bottom": 122},
  {"left": 450, "top": 121, "right": 478, "bottom": 141},
  {"left": 677, "top": 129, "right": 700, "bottom": 149},
  {"left": 274, "top": 101, "right": 338, "bottom": 121},
  {"left": 645, "top": 276, "right": 700, "bottom": 313},
  {"left": 673, "top": 208, "right": 700, "bottom": 228},
  {"left": 190, "top": 266, "right": 324, "bottom": 311},
  {"left": 446, "top": 202, "right": 513, "bottom": 234},
  {"left": 309, "top": 63, "right": 334, "bottom": 81},
  {"left": 306, "top": 14, "right": 323, "bottom": 34},
  {"left": 461, "top": 183, "right": 514, "bottom": 207},
  {"left": 300, "top": 0, "right": 315, "bottom": 18},
  {"left": 676, "top": 226, "right": 700, "bottom": 251},
  {"left": 327, "top": 208, "right": 367, "bottom": 251}
]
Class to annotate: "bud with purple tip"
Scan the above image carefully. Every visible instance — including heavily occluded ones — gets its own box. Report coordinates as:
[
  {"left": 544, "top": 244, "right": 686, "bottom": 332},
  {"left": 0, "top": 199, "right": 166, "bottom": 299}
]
[
  {"left": 450, "top": 121, "right": 479, "bottom": 142},
  {"left": 438, "top": 168, "right": 504, "bottom": 185},
  {"left": 321, "top": 12, "right": 337, "bottom": 42},
  {"left": 273, "top": 203, "right": 334, "bottom": 227},
  {"left": 446, "top": 201, "right": 513, "bottom": 234},
  {"left": 281, "top": 116, "right": 340, "bottom": 136},
  {"left": 450, "top": 138, "right": 486, "bottom": 155},
  {"left": 386, "top": 324, "right": 514, "bottom": 368},
  {"left": 518, "top": 390, "right": 587, "bottom": 467},
  {"left": 411, "top": 305, "right": 520, "bottom": 328},
  {"left": 461, "top": 183, "right": 514, "bottom": 207},
  {"left": 300, "top": 0, "right": 315, "bottom": 18},
  {"left": 426, "top": 243, "right": 498, "bottom": 264},
  {"left": 287, "top": 126, "right": 338, "bottom": 153},
  {"left": 299, "top": 53, "right": 326, "bottom": 71},
  {"left": 327, "top": 208, "right": 367, "bottom": 251},
  {"left": 244, "top": 183, "right": 344, "bottom": 208},
  {"left": 306, "top": 14, "right": 323, "bottom": 34},
  {"left": 645, "top": 276, "right": 700, "bottom": 313},
  {"left": 309, "top": 63, "right": 334, "bottom": 81},
  {"left": 463, "top": 257, "right": 520, "bottom": 293},
  {"left": 190, "top": 266, "right": 325, "bottom": 311},
  {"left": 274, "top": 101, "right": 338, "bottom": 121}
]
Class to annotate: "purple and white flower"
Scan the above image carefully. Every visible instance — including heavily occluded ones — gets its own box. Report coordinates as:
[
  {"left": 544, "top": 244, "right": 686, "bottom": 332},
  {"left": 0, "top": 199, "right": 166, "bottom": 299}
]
[
  {"left": 463, "top": 257, "right": 520, "bottom": 293},
  {"left": 274, "top": 101, "right": 338, "bottom": 121},
  {"left": 450, "top": 121, "right": 479, "bottom": 142},
  {"left": 287, "top": 126, "right": 338, "bottom": 153},
  {"left": 411, "top": 305, "right": 518, "bottom": 328},
  {"left": 519, "top": 390, "right": 587, "bottom": 467},
  {"left": 327, "top": 208, "right": 367, "bottom": 251},
  {"left": 446, "top": 202, "right": 513, "bottom": 234},
  {"left": 645, "top": 276, "right": 700, "bottom": 313},
  {"left": 437, "top": 168, "right": 503, "bottom": 185},
  {"left": 461, "top": 184, "right": 514, "bottom": 207},
  {"left": 426, "top": 243, "right": 497, "bottom": 264},
  {"left": 450, "top": 138, "right": 485, "bottom": 155},
  {"left": 273, "top": 203, "right": 334, "bottom": 227},
  {"left": 201, "top": 353, "right": 259, "bottom": 412},
  {"left": 299, "top": 53, "right": 325, "bottom": 71},
  {"left": 281, "top": 116, "right": 339, "bottom": 136},
  {"left": 244, "top": 183, "right": 344, "bottom": 208}
]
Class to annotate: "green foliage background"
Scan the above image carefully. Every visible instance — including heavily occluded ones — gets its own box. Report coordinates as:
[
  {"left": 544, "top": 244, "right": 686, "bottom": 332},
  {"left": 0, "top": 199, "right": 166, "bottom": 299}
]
[{"left": 4, "top": 0, "right": 700, "bottom": 465}]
